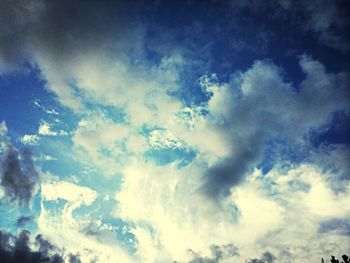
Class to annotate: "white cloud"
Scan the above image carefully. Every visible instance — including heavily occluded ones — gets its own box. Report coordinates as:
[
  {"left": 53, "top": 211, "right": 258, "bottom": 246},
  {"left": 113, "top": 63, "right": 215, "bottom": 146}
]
[
  {"left": 37, "top": 155, "right": 57, "bottom": 161},
  {"left": 33, "top": 99, "right": 60, "bottom": 115},
  {"left": 33, "top": 53, "right": 349, "bottom": 262},
  {"left": 113, "top": 159, "right": 350, "bottom": 262},
  {"left": 41, "top": 181, "right": 98, "bottom": 205},
  {"left": 0, "top": 120, "right": 7, "bottom": 136},
  {"left": 148, "top": 129, "right": 185, "bottom": 150},
  {"left": 20, "top": 134, "right": 39, "bottom": 145},
  {"left": 0, "top": 121, "right": 8, "bottom": 151},
  {"left": 38, "top": 180, "right": 133, "bottom": 263},
  {"left": 109, "top": 56, "right": 350, "bottom": 261},
  {"left": 38, "top": 120, "right": 68, "bottom": 136},
  {"left": 72, "top": 113, "right": 131, "bottom": 176}
]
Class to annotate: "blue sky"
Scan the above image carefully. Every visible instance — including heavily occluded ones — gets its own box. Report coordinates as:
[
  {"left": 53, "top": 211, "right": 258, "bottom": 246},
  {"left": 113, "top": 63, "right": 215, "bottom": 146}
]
[{"left": 0, "top": 0, "right": 349, "bottom": 262}]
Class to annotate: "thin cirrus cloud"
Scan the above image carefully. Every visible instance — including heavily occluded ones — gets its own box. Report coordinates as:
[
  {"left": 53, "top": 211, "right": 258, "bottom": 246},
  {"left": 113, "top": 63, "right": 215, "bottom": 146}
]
[{"left": 0, "top": 0, "right": 349, "bottom": 262}]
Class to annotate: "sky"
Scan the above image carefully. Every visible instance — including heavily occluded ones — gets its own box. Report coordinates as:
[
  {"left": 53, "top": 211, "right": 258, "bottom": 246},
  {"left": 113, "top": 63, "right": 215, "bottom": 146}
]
[{"left": 0, "top": 0, "right": 349, "bottom": 262}]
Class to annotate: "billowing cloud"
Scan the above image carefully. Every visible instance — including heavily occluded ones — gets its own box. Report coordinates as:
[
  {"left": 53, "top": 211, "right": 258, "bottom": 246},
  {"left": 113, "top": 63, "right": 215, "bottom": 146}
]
[
  {"left": 0, "top": 1, "right": 349, "bottom": 262},
  {"left": 114, "top": 159, "right": 350, "bottom": 262},
  {"left": 198, "top": 55, "right": 350, "bottom": 199}
]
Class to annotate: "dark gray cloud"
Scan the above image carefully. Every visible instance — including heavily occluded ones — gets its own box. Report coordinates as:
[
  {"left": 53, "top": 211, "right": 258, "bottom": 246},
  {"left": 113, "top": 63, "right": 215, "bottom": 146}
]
[
  {"left": 188, "top": 244, "right": 239, "bottom": 263},
  {"left": 0, "top": 230, "right": 80, "bottom": 263},
  {"left": 228, "top": 0, "right": 350, "bottom": 52},
  {"left": 0, "top": 0, "right": 140, "bottom": 73},
  {"left": 247, "top": 251, "right": 276, "bottom": 263},
  {"left": 319, "top": 218, "right": 350, "bottom": 236},
  {"left": 16, "top": 215, "right": 33, "bottom": 227},
  {"left": 0, "top": 146, "right": 39, "bottom": 206},
  {"left": 201, "top": 57, "right": 350, "bottom": 200}
]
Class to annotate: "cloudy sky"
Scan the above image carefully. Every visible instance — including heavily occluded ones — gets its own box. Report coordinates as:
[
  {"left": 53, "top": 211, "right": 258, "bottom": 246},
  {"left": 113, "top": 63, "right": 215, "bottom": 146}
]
[{"left": 0, "top": 0, "right": 349, "bottom": 262}]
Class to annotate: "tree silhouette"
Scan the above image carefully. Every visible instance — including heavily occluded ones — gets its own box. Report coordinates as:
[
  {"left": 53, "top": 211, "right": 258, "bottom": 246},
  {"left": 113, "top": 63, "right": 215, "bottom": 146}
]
[{"left": 322, "top": 255, "right": 350, "bottom": 263}]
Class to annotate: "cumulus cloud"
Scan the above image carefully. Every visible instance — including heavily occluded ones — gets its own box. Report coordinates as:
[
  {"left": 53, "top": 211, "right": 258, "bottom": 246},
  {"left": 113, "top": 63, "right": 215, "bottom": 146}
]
[
  {"left": 1, "top": 1, "right": 349, "bottom": 262},
  {"left": 199, "top": 55, "right": 350, "bottom": 199},
  {"left": 114, "top": 157, "right": 350, "bottom": 262}
]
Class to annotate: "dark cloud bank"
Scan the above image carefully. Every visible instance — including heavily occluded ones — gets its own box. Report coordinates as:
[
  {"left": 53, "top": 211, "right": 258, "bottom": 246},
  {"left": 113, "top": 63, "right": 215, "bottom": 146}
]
[
  {"left": 0, "top": 0, "right": 139, "bottom": 73},
  {"left": 1, "top": 146, "right": 39, "bottom": 206},
  {"left": 0, "top": 230, "right": 80, "bottom": 263}
]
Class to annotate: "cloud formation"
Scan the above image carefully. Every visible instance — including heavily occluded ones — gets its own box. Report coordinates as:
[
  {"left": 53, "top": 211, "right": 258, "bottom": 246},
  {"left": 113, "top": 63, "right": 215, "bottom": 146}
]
[
  {"left": 0, "top": 1, "right": 349, "bottom": 262},
  {"left": 200, "top": 56, "right": 350, "bottom": 199}
]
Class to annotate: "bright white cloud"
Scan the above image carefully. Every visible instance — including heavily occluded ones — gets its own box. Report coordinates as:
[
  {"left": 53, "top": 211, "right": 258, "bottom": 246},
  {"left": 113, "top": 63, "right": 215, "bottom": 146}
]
[
  {"left": 0, "top": 121, "right": 7, "bottom": 136},
  {"left": 0, "top": 121, "right": 8, "bottom": 151},
  {"left": 72, "top": 113, "right": 131, "bottom": 176},
  {"left": 38, "top": 120, "right": 68, "bottom": 136},
  {"left": 20, "top": 134, "right": 40, "bottom": 145},
  {"left": 113, "top": 159, "right": 350, "bottom": 262},
  {"left": 148, "top": 129, "right": 185, "bottom": 149},
  {"left": 38, "top": 180, "right": 134, "bottom": 263}
]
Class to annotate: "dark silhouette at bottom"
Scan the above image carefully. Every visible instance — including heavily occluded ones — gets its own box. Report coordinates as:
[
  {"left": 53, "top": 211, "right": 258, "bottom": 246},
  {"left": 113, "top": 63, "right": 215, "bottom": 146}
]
[{"left": 322, "top": 254, "right": 350, "bottom": 263}]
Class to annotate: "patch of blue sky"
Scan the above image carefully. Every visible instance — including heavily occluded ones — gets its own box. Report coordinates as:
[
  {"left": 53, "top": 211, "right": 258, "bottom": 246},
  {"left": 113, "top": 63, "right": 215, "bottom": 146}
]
[
  {"left": 145, "top": 147, "right": 196, "bottom": 168},
  {"left": 287, "top": 179, "right": 311, "bottom": 193},
  {"left": 228, "top": 203, "right": 240, "bottom": 224},
  {"left": 82, "top": 103, "right": 128, "bottom": 125},
  {"left": 0, "top": 192, "right": 40, "bottom": 234},
  {"left": 0, "top": 71, "right": 47, "bottom": 139},
  {"left": 101, "top": 217, "right": 137, "bottom": 254},
  {"left": 310, "top": 111, "right": 350, "bottom": 147},
  {"left": 257, "top": 140, "right": 281, "bottom": 175},
  {"left": 35, "top": 137, "right": 83, "bottom": 180},
  {"left": 75, "top": 171, "right": 122, "bottom": 198},
  {"left": 257, "top": 137, "right": 311, "bottom": 175},
  {"left": 72, "top": 195, "right": 116, "bottom": 221},
  {"left": 41, "top": 198, "right": 68, "bottom": 216},
  {"left": 175, "top": 77, "right": 212, "bottom": 107},
  {"left": 71, "top": 197, "right": 137, "bottom": 253},
  {"left": 139, "top": 125, "right": 197, "bottom": 167}
]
